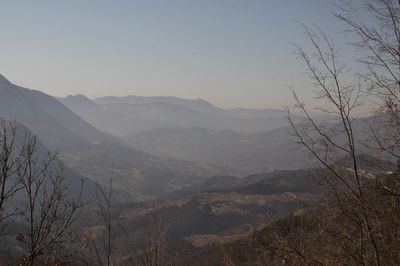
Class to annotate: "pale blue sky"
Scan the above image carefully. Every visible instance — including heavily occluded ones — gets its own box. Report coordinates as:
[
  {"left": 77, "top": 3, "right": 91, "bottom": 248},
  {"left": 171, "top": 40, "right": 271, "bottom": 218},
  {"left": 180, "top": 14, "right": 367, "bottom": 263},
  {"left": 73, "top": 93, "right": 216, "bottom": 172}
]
[{"left": 0, "top": 0, "right": 351, "bottom": 108}]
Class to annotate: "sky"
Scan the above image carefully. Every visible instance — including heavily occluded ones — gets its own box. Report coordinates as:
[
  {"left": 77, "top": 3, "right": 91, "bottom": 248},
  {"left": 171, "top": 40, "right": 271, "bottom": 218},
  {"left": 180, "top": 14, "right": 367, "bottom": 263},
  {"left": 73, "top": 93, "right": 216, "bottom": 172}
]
[{"left": 0, "top": 0, "right": 352, "bottom": 109}]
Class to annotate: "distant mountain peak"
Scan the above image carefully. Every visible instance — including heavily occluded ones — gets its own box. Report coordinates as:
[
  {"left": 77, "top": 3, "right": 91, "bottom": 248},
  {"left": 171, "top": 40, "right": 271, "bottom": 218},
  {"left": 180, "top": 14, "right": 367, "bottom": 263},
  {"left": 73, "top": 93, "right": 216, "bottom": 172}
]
[
  {"left": 0, "top": 74, "right": 12, "bottom": 85},
  {"left": 64, "top": 94, "right": 94, "bottom": 103},
  {"left": 196, "top": 98, "right": 214, "bottom": 106},
  {"left": 94, "top": 95, "right": 217, "bottom": 111},
  {"left": 65, "top": 94, "right": 90, "bottom": 99}
]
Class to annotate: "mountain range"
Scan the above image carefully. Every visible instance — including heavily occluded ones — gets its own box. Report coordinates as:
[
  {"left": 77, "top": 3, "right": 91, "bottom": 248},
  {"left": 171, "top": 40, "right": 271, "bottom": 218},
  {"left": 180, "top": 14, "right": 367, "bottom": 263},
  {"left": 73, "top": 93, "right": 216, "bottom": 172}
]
[
  {"left": 60, "top": 94, "right": 312, "bottom": 175},
  {"left": 60, "top": 94, "right": 293, "bottom": 137},
  {"left": 0, "top": 74, "right": 227, "bottom": 199},
  {"left": 0, "top": 73, "right": 323, "bottom": 200}
]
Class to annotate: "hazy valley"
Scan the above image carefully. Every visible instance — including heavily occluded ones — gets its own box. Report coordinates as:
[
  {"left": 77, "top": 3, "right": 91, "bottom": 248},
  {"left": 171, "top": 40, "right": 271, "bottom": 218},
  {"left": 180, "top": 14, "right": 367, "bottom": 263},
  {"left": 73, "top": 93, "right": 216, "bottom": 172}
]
[
  {"left": 0, "top": 73, "right": 320, "bottom": 264},
  {"left": 2, "top": 1, "right": 400, "bottom": 264}
]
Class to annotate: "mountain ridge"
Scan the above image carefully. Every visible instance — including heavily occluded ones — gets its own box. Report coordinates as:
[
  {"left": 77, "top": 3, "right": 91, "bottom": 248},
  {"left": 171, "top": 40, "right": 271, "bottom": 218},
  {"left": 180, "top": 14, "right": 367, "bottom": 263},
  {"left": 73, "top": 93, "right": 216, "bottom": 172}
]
[
  {"left": 61, "top": 94, "right": 292, "bottom": 136},
  {"left": 0, "top": 75, "right": 228, "bottom": 199}
]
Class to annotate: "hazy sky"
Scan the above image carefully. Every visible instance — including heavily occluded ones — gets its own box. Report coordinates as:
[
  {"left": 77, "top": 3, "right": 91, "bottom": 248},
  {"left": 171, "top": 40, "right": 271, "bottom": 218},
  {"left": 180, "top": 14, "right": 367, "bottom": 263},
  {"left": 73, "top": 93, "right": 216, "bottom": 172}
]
[{"left": 0, "top": 0, "right": 351, "bottom": 109}]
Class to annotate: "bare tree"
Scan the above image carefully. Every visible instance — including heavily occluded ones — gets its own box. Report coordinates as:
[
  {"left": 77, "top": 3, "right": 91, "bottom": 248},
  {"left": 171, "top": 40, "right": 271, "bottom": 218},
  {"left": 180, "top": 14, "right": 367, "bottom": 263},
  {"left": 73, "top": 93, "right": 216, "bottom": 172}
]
[
  {"left": 84, "top": 173, "right": 120, "bottom": 266},
  {"left": 136, "top": 209, "right": 168, "bottom": 266},
  {"left": 16, "top": 133, "right": 83, "bottom": 266},
  {"left": 0, "top": 118, "right": 25, "bottom": 228},
  {"left": 258, "top": 1, "right": 400, "bottom": 265},
  {"left": 336, "top": 0, "right": 400, "bottom": 159},
  {"left": 287, "top": 24, "right": 374, "bottom": 264}
]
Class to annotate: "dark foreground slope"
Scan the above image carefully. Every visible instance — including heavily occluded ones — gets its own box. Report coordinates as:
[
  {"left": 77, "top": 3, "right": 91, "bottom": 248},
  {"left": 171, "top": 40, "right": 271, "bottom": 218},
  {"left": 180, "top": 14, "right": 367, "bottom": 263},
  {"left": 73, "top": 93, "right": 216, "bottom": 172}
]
[{"left": 79, "top": 169, "right": 318, "bottom": 263}]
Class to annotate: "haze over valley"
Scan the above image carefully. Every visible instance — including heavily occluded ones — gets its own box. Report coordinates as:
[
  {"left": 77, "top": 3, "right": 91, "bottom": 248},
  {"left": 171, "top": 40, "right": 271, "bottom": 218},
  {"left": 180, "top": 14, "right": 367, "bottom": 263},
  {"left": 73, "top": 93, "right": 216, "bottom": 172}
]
[{"left": 1, "top": 1, "right": 400, "bottom": 265}]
